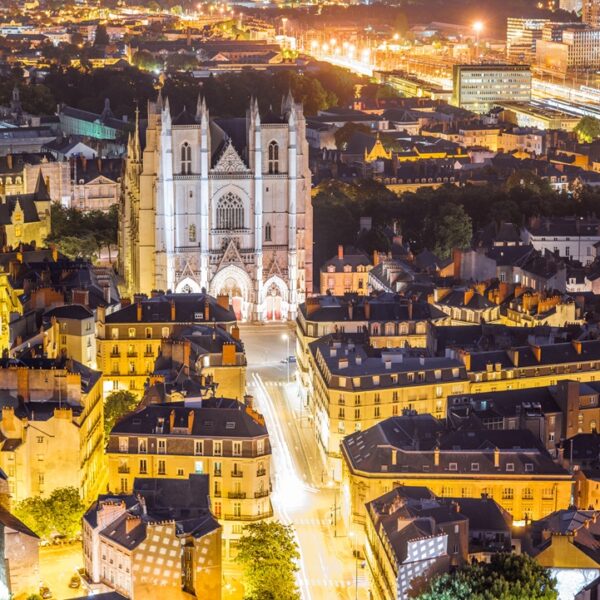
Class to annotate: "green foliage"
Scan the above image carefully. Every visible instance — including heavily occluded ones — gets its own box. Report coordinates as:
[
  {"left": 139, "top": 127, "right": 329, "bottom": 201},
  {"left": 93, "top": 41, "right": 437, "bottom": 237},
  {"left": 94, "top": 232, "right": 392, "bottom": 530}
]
[
  {"left": 166, "top": 53, "right": 199, "bottom": 72},
  {"left": 236, "top": 521, "right": 300, "bottom": 600},
  {"left": 104, "top": 390, "right": 139, "bottom": 440},
  {"left": 334, "top": 122, "right": 370, "bottom": 150},
  {"left": 94, "top": 24, "right": 110, "bottom": 47},
  {"left": 431, "top": 203, "right": 472, "bottom": 259},
  {"left": 14, "top": 487, "right": 85, "bottom": 541},
  {"left": 414, "top": 554, "right": 558, "bottom": 600},
  {"left": 46, "top": 204, "right": 118, "bottom": 261},
  {"left": 574, "top": 116, "right": 600, "bottom": 143},
  {"left": 26, "top": 595, "right": 43, "bottom": 600},
  {"left": 133, "top": 50, "right": 162, "bottom": 72}
]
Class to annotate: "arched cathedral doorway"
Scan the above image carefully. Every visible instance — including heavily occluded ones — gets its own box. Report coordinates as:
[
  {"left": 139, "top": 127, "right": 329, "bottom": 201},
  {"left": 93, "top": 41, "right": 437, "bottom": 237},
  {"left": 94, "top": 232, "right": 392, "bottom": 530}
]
[
  {"left": 260, "top": 276, "right": 289, "bottom": 321},
  {"left": 209, "top": 265, "right": 253, "bottom": 321}
]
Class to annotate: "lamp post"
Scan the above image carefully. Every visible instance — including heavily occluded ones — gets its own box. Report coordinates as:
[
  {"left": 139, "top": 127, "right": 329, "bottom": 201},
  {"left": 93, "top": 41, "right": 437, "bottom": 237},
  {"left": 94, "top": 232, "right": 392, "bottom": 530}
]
[
  {"left": 473, "top": 21, "right": 483, "bottom": 61},
  {"left": 282, "top": 333, "right": 290, "bottom": 383}
]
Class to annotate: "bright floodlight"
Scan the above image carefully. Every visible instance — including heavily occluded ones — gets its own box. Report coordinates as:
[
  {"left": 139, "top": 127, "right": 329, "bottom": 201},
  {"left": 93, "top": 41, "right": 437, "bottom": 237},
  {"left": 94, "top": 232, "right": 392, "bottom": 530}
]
[
  {"left": 282, "top": 333, "right": 289, "bottom": 341},
  {"left": 473, "top": 21, "right": 484, "bottom": 33}
]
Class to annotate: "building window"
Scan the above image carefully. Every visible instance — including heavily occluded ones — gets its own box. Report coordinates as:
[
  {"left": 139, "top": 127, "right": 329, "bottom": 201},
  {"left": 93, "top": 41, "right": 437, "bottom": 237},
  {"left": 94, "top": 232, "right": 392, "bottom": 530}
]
[
  {"left": 157, "top": 439, "right": 166, "bottom": 454},
  {"left": 195, "top": 461, "right": 203, "bottom": 474},
  {"left": 138, "top": 439, "right": 147, "bottom": 454},
  {"left": 161, "top": 327, "right": 169, "bottom": 338},
  {"left": 233, "top": 441, "right": 242, "bottom": 456},
  {"left": 128, "top": 328, "right": 135, "bottom": 338},
  {"left": 189, "top": 224, "right": 196, "bottom": 243},
  {"left": 145, "top": 327, "right": 152, "bottom": 339},
  {"left": 268, "top": 141, "right": 279, "bottom": 174},
  {"left": 216, "top": 192, "right": 244, "bottom": 230},
  {"left": 194, "top": 440, "right": 203, "bottom": 455},
  {"left": 158, "top": 460, "right": 166, "bottom": 475},
  {"left": 214, "top": 441, "right": 222, "bottom": 456},
  {"left": 257, "top": 439, "right": 264, "bottom": 455},
  {"left": 181, "top": 142, "right": 192, "bottom": 174},
  {"left": 119, "top": 438, "right": 128, "bottom": 452},
  {"left": 265, "top": 222, "right": 272, "bottom": 242},
  {"left": 139, "top": 459, "right": 147, "bottom": 474}
]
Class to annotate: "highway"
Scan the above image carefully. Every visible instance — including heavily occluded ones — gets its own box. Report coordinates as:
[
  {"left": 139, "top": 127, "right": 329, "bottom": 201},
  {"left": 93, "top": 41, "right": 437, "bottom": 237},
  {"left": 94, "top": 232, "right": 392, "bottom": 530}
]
[{"left": 241, "top": 323, "right": 369, "bottom": 600}]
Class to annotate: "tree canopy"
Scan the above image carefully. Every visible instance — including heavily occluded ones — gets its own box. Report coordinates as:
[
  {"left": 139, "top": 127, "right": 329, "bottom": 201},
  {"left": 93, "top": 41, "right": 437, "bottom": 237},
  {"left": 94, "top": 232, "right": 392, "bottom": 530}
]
[
  {"left": 104, "top": 390, "right": 140, "bottom": 441},
  {"left": 14, "top": 487, "right": 85, "bottom": 541},
  {"left": 46, "top": 204, "right": 118, "bottom": 261},
  {"left": 236, "top": 521, "right": 300, "bottom": 600},
  {"left": 412, "top": 554, "right": 558, "bottom": 600},
  {"left": 574, "top": 116, "right": 600, "bottom": 144}
]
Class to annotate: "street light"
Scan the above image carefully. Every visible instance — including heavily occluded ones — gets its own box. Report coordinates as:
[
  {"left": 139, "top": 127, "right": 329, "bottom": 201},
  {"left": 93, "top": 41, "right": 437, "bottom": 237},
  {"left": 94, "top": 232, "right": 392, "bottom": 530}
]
[
  {"left": 473, "top": 21, "right": 484, "bottom": 61},
  {"left": 282, "top": 333, "right": 290, "bottom": 383}
]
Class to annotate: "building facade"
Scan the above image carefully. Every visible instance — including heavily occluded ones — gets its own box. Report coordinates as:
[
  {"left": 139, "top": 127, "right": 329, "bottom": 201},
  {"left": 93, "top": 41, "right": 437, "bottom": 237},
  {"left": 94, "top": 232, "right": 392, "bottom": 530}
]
[
  {"left": 106, "top": 398, "right": 272, "bottom": 558},
  {"left": 120, "top": 93, "right": 313, "bottom": 321}
]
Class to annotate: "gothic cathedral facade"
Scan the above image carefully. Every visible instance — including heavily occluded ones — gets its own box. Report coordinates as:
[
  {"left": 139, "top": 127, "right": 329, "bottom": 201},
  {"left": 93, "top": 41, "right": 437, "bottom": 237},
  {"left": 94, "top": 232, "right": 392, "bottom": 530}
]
[{"left": 119, "top": 93, "right": 313, "bottom": 321}]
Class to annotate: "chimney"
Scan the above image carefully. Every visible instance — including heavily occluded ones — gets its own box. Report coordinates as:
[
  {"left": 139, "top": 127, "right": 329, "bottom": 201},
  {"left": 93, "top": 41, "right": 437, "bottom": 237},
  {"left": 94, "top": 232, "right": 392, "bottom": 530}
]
[
  {"left": 136, "top": 300, "right": 142, "bottom": 322},
  {"left": 170, "top": 299, "right": 176, "bottom": 321},
  {"left": 364, "top": 301, "right": 371, "bottom": 320},
  {"left": 373, "top": 250, "right": 379, "bottom": 267},
  {"left": 306, "top": 298, "right": 320, "bottom": 316},
  {"left": 187, "top": 409, "right": 194, "bottom": 433},
  {"left": 6, "top": 154, "right": 12, "bottom": 170},
  {"left": 460, "top": 351, "right": 471, "bottom": 371},
  {"left": 204, "top": 301, "right": 210, "bottom": 321},
  {"left": 1, "top": 406, "right": 15, "bottom": 433},
  {"left": 434, "top": 446, "right": 440, "bottom": 466},
  {"left": 103, "top": 284, "right": 111, "bottom": 304},
  {"left": 125, "top": 516, "right": 141, "bottom": 534},
  {"left": 407, "top": 299, "right": 413, "bottom": 321},
  {"left": 384, "top": 359, "right": 392, "bottom": 370},
  {"left": 17, "top": 368, "right": 29, "bottom": 401},
  {"left": 51, "top": 244, "right": 58, "bottom": 262},
  {"left": 169, "top": 409, "right": 175, "bottom": 431},
  {"left": 72, "top": 289, "right": 89, "bottom": 306},
  {"left": 572, "top": 340, "right": 582, "bottom": 355},
  {"left": 348, "top": 302, "right": 354, "bottom": 320},
  {"left": 222, "top": 342, "right": 236, "bottom": 366},
  {"left": 494, "top": 447, "right": 500, "bottom": 468},
  {"left": 231, "top": 325, "right": 240, "bottom": 340},
  {"left": 391, "top": 449, "right": 397, "bottom": 465},
  {"left": 217, "top": 295, "right": 229, "bottom": 310},
  {"left": 244, "top": 394, "right": 254, "bottom": 409},
  {"left": 508, "top": 348, "right": 519, "bottom": 367},
  {"left": 463, "top": 289, "right": 474, "bottom": 306},
  {"left": 338, "top": 245, "right": 344, "bottom": 260},
  {"left": 338, "top": 357, "right": 349, "bottom": 369},
  {"left": 532, "top": 345, "right": 542, "bottom": 362}
]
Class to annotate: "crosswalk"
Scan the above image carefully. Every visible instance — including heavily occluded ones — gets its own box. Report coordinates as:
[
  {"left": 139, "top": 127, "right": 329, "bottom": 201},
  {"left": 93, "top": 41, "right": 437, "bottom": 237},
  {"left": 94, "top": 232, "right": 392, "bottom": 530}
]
[
  {"left": 248, "top": 380, "right": 287, "bottom": 388},
  {"left": 304, "top": 577, "right": 368, "bottom": 588}
]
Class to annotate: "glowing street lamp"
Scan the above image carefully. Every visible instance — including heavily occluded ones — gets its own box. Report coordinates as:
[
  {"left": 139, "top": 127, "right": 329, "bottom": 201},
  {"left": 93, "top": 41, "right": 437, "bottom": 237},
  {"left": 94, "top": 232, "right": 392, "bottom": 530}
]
[
  {"left": 282, "top": 333, "right": 290, "bottom": 383},
  {"left": 473, "top": 20, "right": 483, "bottom": 60}
]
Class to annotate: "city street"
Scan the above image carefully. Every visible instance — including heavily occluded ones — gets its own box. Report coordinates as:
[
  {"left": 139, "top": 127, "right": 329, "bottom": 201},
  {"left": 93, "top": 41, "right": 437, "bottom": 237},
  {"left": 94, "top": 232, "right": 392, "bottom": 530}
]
[
  {"left": 241, "top": 323, "right": 369, "bottom": 600},
  {"left": 39, "top": 542, "right": 85, "bottom": 600}
]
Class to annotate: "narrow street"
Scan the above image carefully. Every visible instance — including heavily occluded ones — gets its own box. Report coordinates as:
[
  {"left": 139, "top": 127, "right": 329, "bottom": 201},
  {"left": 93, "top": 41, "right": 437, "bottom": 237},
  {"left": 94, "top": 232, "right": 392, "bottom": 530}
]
[{"left": 241, "top": 324, "right": 369, "bottom": 600}]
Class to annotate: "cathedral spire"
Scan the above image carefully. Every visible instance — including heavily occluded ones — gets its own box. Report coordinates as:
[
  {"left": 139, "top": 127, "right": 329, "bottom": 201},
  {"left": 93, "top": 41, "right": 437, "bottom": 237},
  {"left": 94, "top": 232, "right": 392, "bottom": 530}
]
[
  {"left": 196, "top": 93, "right": 203, "bottom": 122},
  {"left": 200, "top": 96, "right": 209, "bottom": 130},
  {"left": 133, "top": 103, "right": 141, "bottom": 162},
  {"left": 281, "top": 88, "right": 294, "bottom": 115},
  {"left": 156, "top": 88, "right": 164, "bottom": 112}
]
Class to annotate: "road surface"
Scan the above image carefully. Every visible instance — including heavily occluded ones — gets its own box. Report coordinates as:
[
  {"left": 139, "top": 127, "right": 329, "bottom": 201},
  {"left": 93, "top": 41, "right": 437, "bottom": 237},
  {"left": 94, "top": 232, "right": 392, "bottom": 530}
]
[{"left": 241, "top": 323, "right": 369, "bottom": 600}]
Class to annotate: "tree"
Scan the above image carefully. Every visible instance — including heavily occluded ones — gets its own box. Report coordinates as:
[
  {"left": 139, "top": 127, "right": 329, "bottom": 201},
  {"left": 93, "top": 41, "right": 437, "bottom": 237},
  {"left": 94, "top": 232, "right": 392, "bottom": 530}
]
[
  {"left": 431, "top": 203, "right": 472, "bottom": 259},
  {"left": 236, "top": 521, "right": 300, "bottom": 600},
  {"left": 104, "top": 390, "right": 139, "bottom": 440},
  {"left": 414, "top": 554, "right": 558, "bottom": 600},
  {"left": 133, "top": 50, "right": 162, "bottom": 72},
  {"left": 334, "top": 122, "right": 370, "bottom": 150},
  {"left": 47, "top": 487, "right": 85, "bottom": 539},
  {"left": 13, "top": 487, "right": 85, "bottom": 541},
  {"left": 94, "top": 24, "right": 110, "bottom": 47},
  {"left": 574, "top": 116, "right": 600, "bottom": 143}
]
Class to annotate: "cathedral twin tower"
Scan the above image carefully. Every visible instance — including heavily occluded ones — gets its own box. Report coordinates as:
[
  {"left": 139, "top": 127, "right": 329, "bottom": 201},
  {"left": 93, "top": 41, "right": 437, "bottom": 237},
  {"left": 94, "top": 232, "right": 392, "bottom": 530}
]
[{"left": 119, "top": 91, "right": 313, "bottom": 321}]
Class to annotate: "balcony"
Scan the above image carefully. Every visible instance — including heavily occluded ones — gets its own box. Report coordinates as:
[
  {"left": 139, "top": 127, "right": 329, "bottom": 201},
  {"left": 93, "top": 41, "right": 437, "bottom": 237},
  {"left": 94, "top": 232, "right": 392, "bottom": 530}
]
[
  {"left": 256, "top": 468, "right": 266, "bottom": 477},
  {"left": 118, "top": 465, "right": 130, "bottom": 474},
  {"left": 127, "top": 351, "right": 138, "bottom": 358},
  {"left": 110, "top": 351, "right": 121, "bottom": 358},
  {"left": 254, "top": 490, "right": 269, "bottom": 499},
  {"left": 223, "top": 507, "right": 274, "bottom": 522},
  {"left": 228, "top": 492, "right": 247, "bottom": 499},
  {"left": 214, "top": 491, "right": 222, "bottom": 498},
  {"left": 214, "top": 470, "right": 222, "bottom": 478},
  {"left": 231, "top": 471, "right": 244, "bottom": 478},
  {"left": 144, "top": 351, "right": 154, "bottom": 357}
]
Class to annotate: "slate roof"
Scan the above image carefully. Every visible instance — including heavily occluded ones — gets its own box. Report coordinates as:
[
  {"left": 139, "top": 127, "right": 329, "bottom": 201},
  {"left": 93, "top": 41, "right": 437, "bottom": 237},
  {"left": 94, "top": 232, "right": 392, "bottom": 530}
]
[
  {"left": 526, "top": 217, "right": 600, "bottom": 238},
  {"left": 105, "top": 293, "right": 236, "bottom": 324},
  {"left": 342, "top": 416, "right": 568, "bottom": 477},
  {"left": 321, "top": 246, "right": 371, "bottom": 273},
  {"left": 110, "top": 398, "right": 268, "bottom": 439},
  {"left": 44, "top": 304, "right": 94, "bottom": 320},
  {"left": 0, "top": 506, "right": 39, "bottom": 538}
]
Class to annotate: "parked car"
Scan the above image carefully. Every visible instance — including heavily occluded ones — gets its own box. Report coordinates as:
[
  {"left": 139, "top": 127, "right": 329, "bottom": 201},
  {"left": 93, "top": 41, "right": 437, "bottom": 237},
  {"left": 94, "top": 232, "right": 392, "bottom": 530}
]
[
  {"left": 69, "top": 574, "right": 81, "bottom": 589},
  {"left": 39, "top": 585, "right": 52, "bottom": 599}
]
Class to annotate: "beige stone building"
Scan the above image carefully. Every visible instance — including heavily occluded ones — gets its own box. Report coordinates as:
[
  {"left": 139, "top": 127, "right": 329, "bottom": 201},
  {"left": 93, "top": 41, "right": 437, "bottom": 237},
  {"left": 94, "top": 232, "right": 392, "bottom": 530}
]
[
  {"left": 106, "top": 397, "right": 272, "bottom": 558},
  {"left": 96, "top": 292, "right": 238, "bottom": 397},
  {"left": 0, "top": 358, "right": 106, "bottom": 505},
  {"left": 320, "top": 246, "right": 372, "bottom": 296}
]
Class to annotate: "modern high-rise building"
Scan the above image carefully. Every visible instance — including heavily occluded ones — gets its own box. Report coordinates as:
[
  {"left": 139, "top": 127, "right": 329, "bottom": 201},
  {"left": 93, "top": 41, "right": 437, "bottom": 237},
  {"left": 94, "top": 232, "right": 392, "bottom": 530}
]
[
  {"left": 536, "top": 27, "right": 600, "bottom": 73},
  {"left": 451, "top": 64, "right": 532, "bottom": 113},
  {"left": 583, "top": 0, "right": 600, "bottom": 27},
  {"left": 120, "top": 92, "right": 313, "bottom": 322},
  {"left": 506, "top": 18, "right": 549, "bottom": 62}
]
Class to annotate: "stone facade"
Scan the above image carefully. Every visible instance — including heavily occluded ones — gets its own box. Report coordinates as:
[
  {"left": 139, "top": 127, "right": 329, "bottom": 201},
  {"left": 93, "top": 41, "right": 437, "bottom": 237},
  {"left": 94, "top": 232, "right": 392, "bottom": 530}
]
[{"left": 119, "top": 93, "right": 313, "bottom": 321}]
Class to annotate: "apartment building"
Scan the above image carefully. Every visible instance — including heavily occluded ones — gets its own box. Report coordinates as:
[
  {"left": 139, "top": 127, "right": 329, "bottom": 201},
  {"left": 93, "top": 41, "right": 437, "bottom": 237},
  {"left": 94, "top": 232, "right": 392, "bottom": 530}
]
[
  {"left": 583, "top": 0, "right": 600, "bottom": 28},
  {"left": 365, "top": 485, "right": 512, "bottom": 600},
  {"left": 96, "top": 292, "right": 237, "bottom": 397},
  {"left": 83, "top": 475, "right": 221, "bottom": 600},
  {"left": 506, "top": 18, "right": 549, "bottom": 62},
  {"left": 296, "top": 294, "right": 447, "bottom": 404},
  {"left": 106, "top": 397, "right": 271, "bottom": 558},
  {"left": 536, "top": 28, "right": 600, "bottom": 73},
  {"left": 307, "top": 337, "right": 469, "bottom": 478},
  {"left": 341, "top": 415, "right": 572, "bottom": 528},
  {"left": 320, "top": 246, "right": 372, "bottom": 296},
  {"left": 0, "top": 357, "right": 105, "bottom": 505}
]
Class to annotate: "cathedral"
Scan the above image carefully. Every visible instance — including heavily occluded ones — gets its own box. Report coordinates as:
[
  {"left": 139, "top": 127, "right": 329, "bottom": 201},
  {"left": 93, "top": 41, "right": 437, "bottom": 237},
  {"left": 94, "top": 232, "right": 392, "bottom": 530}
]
[{"left": 119, "top": 92, "right": 313, "bottom": 321}]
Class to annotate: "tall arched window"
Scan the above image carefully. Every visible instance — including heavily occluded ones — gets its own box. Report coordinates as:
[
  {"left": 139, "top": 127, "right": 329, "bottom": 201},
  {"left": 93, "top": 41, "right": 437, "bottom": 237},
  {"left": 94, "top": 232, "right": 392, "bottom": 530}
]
[
  {"left": 181, "top": 142, "right": 192, "bottom": 174},
  {"left": 216, "top": 192, "right": 244, "bottom": 230},
  {"left": 189, "top": 224, "right": 196, "bottom": 243},
  {"left": 268, "top": 141, "right": 279, "bottom": 174},
  {"left": 264, "top": 222, "right": 272, "bottom": 242}
]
